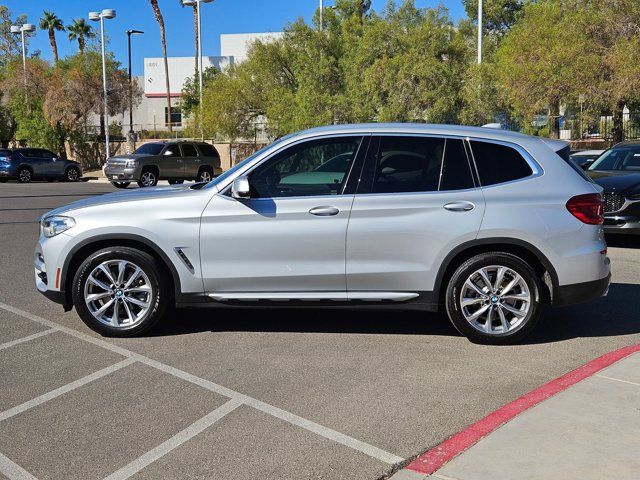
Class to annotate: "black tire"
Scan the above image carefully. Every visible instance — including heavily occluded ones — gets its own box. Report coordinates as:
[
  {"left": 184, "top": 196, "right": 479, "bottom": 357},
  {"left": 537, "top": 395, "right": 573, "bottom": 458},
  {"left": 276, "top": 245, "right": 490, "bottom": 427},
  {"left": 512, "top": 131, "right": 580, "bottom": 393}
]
[
  {"left": 196, "top": 167, "right": 213, "bottom": 183},
  {"left": 168, "top": 179, "right": 184, "bottom": 185},
  {"left": 111, "top": 181, "right": 131, "bottom": 189},
  {"left": 65, "top": 166, "right": 81, "bottom": 182},
  {"left": 72, "top": 246, "right": 169, "bottom": 337},
  {"left": 445, "top": 252, "right": 542, "bottom": 345},
  {"left": 137, "top": 168, "right": 159, "bottom": 188},
  {"left": 0, "top": 178, "right": 7, "bottom": 183},
  {"left": 17, "top": 167, "right": 32, "bottom": 183}
]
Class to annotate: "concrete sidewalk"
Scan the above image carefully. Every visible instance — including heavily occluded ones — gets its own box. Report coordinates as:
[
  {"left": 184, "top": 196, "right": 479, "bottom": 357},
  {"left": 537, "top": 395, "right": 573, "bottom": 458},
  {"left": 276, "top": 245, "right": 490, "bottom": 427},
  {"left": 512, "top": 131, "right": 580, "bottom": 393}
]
[{"left": 392, "top": 349, "right": 640, "bottom": 480}]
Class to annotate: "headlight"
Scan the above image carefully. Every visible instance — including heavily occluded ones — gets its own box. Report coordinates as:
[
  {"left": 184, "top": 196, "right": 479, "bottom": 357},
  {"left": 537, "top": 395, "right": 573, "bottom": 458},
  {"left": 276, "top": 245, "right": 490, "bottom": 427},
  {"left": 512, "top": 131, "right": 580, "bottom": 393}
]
[
  {"left": 41, "top": 216, "right": 75, "bottom": 238},
  {"left": 125, "top": 159, "right": 138, "bottom": 168}
]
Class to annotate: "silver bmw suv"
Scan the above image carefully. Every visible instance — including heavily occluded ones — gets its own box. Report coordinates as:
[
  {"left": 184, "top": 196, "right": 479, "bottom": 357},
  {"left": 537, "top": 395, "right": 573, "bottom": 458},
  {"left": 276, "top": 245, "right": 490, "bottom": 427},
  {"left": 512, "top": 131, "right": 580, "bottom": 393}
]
[{"left": 35, "top": 124, "right": 611, "bottom": 344}]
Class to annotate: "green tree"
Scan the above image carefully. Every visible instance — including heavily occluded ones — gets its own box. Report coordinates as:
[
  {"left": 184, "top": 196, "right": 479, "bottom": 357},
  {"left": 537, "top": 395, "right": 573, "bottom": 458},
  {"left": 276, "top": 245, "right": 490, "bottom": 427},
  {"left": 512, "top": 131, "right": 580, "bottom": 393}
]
[
  {"left": 39, "top": 11, "right": 64, "bottom": 63},
  {"left": 67, "top": 18, "right": 95, "bottom": 55},
  {"left": 462, "top": 0, "right": 524, "bottom": 34},
  {"left": 0, "top": 7, "right": 27, "bottom": 65},
  {"left": 181, "top": 66, "right": 220, "bottom": 117}
]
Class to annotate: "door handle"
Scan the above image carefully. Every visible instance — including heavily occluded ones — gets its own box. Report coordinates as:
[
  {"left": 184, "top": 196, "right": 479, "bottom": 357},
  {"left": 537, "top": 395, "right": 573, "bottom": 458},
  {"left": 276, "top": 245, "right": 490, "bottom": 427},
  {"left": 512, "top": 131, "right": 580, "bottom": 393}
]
[
  {"left": 309, "top": 206, "right": 340, "bottom": 216},
  {"left": 444, "top": 201, "right": 475, "bottom": 212}
]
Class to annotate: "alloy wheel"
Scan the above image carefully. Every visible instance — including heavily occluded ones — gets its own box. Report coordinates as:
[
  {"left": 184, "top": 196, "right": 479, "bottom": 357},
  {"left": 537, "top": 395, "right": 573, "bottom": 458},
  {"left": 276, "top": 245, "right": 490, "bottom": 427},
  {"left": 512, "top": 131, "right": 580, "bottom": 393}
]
[
  {"left": 18, "top": 169, "right": 31, "bottom": 183},
  {"left": 198, "top": 170, "right": 212, "bottom": 183},
  {"left": 83, "top": 259, "right": 153, "bottom": 329},
  {"left": 459, "top": 265, "right": 531, "bottom": 335},
  {"left": 140, "top": 171, "right": 156, "bottom": 187},
  {"left": 67, "top": 168, "right": 79, "bottom": 182}
]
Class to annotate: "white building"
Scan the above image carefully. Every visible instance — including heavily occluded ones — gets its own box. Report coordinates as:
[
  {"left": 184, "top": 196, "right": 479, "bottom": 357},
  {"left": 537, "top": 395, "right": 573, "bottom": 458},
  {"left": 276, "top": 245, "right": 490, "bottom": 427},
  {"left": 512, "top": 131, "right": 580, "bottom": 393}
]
[{"left": 117, "top": 32, "right": 283, "bottom": 134}]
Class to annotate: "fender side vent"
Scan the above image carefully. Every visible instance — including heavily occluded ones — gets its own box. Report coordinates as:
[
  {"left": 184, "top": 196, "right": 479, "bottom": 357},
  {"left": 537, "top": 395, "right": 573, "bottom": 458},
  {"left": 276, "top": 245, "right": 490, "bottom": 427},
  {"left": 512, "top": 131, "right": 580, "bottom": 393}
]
[{"left": 174, "top": 248, "right": 195, "bottom": 274}]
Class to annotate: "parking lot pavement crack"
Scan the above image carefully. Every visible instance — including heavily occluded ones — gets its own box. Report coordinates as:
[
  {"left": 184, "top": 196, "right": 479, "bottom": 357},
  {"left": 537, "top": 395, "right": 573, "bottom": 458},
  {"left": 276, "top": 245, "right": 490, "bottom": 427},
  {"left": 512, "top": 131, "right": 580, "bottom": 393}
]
[
  {"left": 0, "top": 358, "right": 137, "bottom": 423},
  {"left": 0, "top": 328, "right": 57, "bottom": 351},
  {"left": 103, "top": 398, "right": 243, "bottom": 480},
  {"left": 0, "top": 451, "right": 38, "bottom": 480},
  {"left": 0, "top": 302, "right": 404, "bottom": 466}
]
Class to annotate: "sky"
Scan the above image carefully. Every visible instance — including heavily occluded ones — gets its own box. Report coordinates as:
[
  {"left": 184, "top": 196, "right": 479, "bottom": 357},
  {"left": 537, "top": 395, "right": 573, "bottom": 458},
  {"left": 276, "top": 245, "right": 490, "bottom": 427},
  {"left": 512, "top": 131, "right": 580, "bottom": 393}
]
[{"left": 3, "top": 0, "right": 465, "bottom": 76}]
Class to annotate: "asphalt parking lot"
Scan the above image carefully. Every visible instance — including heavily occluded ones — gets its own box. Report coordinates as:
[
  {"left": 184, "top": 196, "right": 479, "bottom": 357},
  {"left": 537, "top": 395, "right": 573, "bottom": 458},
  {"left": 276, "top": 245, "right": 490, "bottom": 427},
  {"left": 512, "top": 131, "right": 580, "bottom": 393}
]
[{"left": 1, "top": 180, "right": 640, "bottom": 480}]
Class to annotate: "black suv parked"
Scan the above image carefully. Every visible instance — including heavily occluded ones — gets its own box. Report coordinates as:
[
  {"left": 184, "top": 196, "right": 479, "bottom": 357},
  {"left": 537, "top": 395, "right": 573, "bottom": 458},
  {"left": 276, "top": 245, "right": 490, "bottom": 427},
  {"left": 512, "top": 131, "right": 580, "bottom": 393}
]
[
  {"left": 103, "top": 141, "right": 222, "bottom": 188},
  {"left": 0, "top": 148, "right": 82, "bottom": 183}
]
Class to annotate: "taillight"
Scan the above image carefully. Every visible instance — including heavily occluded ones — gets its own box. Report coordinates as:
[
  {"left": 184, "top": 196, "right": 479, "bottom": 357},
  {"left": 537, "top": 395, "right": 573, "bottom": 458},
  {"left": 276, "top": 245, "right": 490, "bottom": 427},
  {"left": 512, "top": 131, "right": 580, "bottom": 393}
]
[{"left": 566, "top": 193, "right": 604, "bottom": 225}]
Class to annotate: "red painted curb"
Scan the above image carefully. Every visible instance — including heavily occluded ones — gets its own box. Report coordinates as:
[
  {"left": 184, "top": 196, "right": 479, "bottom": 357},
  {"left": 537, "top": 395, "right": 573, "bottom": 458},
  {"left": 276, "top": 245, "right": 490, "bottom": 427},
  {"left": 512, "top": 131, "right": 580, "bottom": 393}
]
[{"left": 406, "top": 343, "right": 640, "bottom": 475}]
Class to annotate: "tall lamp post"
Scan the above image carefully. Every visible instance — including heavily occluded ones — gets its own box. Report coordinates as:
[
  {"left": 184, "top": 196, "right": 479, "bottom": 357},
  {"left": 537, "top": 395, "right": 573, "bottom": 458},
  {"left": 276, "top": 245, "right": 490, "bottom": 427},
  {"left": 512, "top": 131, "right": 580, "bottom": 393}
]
[
  {"left": 89, "top": 9, "right": 116, "bottom": 163},
  {"left": 183, "top": 0, "right": 213, "bottom": 141},
  {"left": 477, "top": 0, "right": 483, "bottom": 64},
  {"left": 10, "top": 24, "right": 36, "bottom": 96},
  {"left": 126, "top": 29, "right": 144, "bottom": 150}
]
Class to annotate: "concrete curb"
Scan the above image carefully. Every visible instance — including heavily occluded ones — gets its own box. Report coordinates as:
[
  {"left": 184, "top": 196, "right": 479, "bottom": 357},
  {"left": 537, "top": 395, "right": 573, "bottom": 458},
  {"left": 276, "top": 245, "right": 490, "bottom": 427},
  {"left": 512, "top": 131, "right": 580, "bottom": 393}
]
[{"left": 390, "top": 343, "right": 640, "bottom": 479}]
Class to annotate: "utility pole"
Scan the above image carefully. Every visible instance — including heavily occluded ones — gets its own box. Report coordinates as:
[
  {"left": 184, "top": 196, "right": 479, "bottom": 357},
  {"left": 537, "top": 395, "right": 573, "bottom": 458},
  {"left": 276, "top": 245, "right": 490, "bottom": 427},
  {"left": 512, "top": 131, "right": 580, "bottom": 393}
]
[{"left": 477, "top": 0, "right": 483, "bottom": 64}]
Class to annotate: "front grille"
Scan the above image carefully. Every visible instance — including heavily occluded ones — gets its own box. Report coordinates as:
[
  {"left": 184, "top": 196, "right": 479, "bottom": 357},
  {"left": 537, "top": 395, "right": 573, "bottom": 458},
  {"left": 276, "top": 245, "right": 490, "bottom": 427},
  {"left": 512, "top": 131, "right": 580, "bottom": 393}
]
[{"left": 603, "top": 193, "right": 625, "bottom": 213}]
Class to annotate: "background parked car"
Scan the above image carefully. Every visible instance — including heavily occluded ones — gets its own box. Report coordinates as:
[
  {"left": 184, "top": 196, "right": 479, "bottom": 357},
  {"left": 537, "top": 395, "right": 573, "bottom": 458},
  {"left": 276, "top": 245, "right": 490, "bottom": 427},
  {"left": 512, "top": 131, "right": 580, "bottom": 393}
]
[
  {"left": 0, "top": 148, "right": 82, "bottom": 183},
  {"left": 570, "top": 149, "right": 604, "bottom": 169},
  {"left": 103, "top": 141, "right": 222, "bottom": 188},
  {"left": 587, "top": 141, "right": 640, "bottom": 235}
]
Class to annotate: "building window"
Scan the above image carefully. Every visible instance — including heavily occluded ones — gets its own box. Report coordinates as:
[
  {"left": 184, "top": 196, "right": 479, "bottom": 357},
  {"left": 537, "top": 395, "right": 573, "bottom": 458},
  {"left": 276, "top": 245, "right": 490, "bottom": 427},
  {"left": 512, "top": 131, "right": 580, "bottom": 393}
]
[{"left": 165, "top": 107, "right": 182, "bottom": 128}]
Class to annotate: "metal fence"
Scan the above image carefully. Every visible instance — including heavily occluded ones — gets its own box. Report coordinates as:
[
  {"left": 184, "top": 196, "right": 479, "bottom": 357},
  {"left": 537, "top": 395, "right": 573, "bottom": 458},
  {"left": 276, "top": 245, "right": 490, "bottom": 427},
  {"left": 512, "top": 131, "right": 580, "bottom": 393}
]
[{"left": 563, "top": 112, "right": 640, "bottom": 141}]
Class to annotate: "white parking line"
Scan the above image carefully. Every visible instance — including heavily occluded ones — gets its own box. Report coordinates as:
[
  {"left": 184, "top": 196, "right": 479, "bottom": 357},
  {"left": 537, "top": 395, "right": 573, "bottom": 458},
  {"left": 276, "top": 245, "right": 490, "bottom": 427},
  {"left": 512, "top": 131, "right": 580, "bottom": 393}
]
[
  {"left": 0, "top": 329, "right": 57, "bottom": 351},
  {"left": 0, "top": 302, "right": 404, "bottom": 466},
  {"left": 104, "top": 398, "right": 243, "bottom": 480},
  {"left": 0, "top": 358, "right": 136, "bottom": 423},
  {"left": 596, "top": 374, "right": 640, "bottom": 388},
  {"left": 0, "top": 451, "right": 37, "bottom": 480}
]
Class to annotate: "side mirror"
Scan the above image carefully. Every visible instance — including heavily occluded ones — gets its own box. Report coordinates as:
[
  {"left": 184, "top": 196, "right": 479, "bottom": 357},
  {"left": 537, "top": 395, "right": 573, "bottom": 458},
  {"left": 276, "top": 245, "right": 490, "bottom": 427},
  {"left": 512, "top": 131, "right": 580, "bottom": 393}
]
[
  {"left": 231, "top": 175, "right": 251, "bottom": 199},
  {"left": 163, "top": 150, "right": 174, "bottom": 156},
  {"left": 582, "top": 161, "right": 594, "bottom": 170}
]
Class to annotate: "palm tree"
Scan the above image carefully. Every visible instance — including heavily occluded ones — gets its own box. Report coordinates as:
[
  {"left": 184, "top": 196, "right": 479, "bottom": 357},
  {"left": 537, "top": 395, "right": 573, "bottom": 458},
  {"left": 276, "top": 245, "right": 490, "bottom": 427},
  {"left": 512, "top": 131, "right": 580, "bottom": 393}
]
[
  {"left": 149, "top": 0, "right": 173, "bottom": 132},
  {"left": 39, "top": 11, "right": 64, "bottom": 63},
  {"left": 67, "top": 18, "right": 95, "bottom": 55}
]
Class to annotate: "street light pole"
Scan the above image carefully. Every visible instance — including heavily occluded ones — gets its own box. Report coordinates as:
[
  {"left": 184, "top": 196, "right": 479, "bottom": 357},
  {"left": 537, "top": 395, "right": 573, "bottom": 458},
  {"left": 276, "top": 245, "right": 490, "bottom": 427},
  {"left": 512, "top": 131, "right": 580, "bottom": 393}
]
[
  {"left": 89, "top": 9, "right": 116, "bottom": 163},
  {"left": 477, "top": 0, "right": 483, "bottom": 64},
  {"left": 126, "top": 30, "right": 144, "bottom": 149},
  {"left": 183, "top": 0, "right": 212, "bottom": 141},
  {"left": 10, "top": 24, "right": 36, "bottom": 98}
]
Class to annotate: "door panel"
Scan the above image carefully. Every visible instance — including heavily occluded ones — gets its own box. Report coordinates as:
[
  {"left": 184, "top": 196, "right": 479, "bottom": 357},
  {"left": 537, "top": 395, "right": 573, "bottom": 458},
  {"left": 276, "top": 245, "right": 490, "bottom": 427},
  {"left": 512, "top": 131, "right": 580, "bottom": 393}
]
[
  {"left": 199, "top": 135, "right": 365, "bottom": 294},
  {"left": 159, "top": 144, "right": 183, "bottom": 178},
  {"left": 200, "top": 194, "right": 353, "bottom": 293},
  {"left": 346, "top": 135, "right": 485, "bottom": 296},
  {"left": 181, "top": 143, "right": 199, "bottom": 178}
]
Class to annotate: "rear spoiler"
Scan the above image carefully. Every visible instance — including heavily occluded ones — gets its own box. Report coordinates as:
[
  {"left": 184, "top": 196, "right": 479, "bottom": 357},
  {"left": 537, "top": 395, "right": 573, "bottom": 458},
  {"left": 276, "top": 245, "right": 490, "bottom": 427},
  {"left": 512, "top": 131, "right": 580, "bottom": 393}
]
[{"left": 541, "top": 138, "right": 571, "bottom": 161}]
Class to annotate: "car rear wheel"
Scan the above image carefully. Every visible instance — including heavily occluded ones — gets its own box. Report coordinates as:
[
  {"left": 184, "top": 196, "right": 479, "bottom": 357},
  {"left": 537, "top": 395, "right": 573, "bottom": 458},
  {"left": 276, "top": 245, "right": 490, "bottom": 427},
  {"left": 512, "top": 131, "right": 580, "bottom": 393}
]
[
  {"left": 17, "top": 167, "right": 32, "bottom": 183},
  {"left": 445, "top": 252, "right": 542, "bottom": 345},
  {"left": 196, "top": 167, "right": 213, "bottom": 183},
  {"left": 65, "top": 166, "right": 81, "bottom": 182},
  {"left": 137, "top": 169, "right": 158, "bottom": 188},
  {"left": 72, "top": 247, "right": 168, "bottom": 337},
  {"left": 111, "top": 181, "right": 131, "bottom": 189}
]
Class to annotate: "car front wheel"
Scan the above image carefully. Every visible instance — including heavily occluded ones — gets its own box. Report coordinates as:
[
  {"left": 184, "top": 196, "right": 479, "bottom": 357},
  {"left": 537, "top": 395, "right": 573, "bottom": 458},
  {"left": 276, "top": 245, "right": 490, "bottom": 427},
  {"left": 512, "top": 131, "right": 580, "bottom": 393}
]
[
  {"left": 72, "top": 247, "right": 168, "bottom": 337},
  {"left": 111, "top": 181, "right": 131, "bottom": 189},
  {"left": 65, "top": 166, "right": 81, "bottom": 182},
  {"left": 137, "top": 169, "right": 158, "bottom": 188},
  {"left": 196, "top": 167, "right": 213, "bottom": 183},
  {"left": 445, "top": 252, "right": 542, "bottom": 345},
  {"left": 17, "top": 167, "right": 32, "bottom": 183}
]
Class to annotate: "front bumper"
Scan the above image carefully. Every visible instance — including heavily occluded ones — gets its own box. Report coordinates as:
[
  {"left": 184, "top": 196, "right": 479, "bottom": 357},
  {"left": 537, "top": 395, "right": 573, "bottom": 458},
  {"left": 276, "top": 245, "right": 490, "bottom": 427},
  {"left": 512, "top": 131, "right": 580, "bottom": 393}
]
[
  {"left": 35, "top": 238, "right": 72, "bottom": 309},
  {"left": 103, "top": 165, "right": 140, "bottom": 182},
  {"left": 554, "top": 273, "right": 611, "bottom": 307},
  {"left": 0, "top": 164, "right": 16, "bottom": 178}
]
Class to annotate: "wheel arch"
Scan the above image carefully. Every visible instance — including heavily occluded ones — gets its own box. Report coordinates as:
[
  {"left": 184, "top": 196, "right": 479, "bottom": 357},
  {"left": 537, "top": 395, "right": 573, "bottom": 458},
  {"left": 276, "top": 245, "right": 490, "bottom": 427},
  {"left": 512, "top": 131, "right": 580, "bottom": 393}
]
[
  {"left": 434, "top": 238, "right": 559, "bottom": 307},
  {"left": 61, "top": 234, "right": 181, "bottom": 308}
]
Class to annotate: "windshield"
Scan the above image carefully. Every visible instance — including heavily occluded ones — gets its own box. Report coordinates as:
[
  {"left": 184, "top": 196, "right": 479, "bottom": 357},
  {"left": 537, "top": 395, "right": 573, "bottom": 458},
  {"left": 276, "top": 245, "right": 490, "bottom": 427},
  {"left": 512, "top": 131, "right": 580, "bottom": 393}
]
[
  {"left": 205, "top": 135, "right": 295, "bottom": 189},
  {"left": 134, "top": 143, "right": 164, "bottom": 155},
  {"left": 589, "top": 145, "right": 640, "bottom": 172}
]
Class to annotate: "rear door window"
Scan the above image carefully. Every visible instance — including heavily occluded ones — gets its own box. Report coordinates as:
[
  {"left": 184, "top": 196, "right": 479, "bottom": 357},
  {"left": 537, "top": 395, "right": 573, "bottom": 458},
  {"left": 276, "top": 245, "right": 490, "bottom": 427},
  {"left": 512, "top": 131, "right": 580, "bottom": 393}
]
[
  {"left": 469, "top": 141, "right": 533, "bottom": 186},
  {"left": 181, "top": 144, "right": 198, "bottom": 157},
  {"left": 360, "top": 136, "right": 475, "bottom": 194}
]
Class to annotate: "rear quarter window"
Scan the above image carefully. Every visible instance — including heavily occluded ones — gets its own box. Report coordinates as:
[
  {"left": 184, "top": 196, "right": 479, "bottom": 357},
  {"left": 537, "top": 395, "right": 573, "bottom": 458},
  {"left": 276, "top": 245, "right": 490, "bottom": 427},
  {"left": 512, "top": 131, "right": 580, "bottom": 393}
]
[
  {"left": 469, "top": 141, "right": 533, "bottom": 186},
  {"left": 198, "top": 144, "right": 219, "bottom": 158}
]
